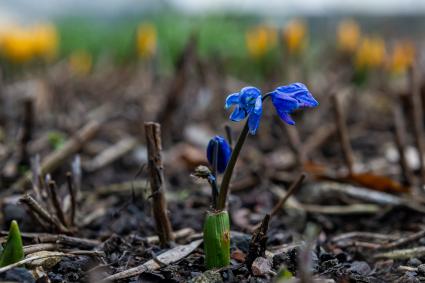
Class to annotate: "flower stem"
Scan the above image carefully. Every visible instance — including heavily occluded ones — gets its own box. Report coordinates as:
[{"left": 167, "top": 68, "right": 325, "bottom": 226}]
[
  {"left": 203, "top": 210, "right": 230, "bottom": 268},
  {"left": 217, "top": 121, "right": 249, "bottom": 210}
]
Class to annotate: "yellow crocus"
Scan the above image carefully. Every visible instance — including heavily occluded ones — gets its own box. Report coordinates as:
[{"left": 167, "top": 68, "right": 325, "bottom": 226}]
[
  {"left": 136, "top": 23, "right": 157, "bottom": 59},
  {"left": 387, "top": 40, "right": 415, "bottom": 75},
  {"left": 68, "top": 50, "right": 92, "bottom": 75},
  {"left": 245, "top": 25, "right": 277, "bottom": 59},
  {"left": 355, "top": 36, "right": 386, "bottom": 70},
  {"left": 32, "top": 23, "right": 59, "bottom": 61},
  {"left": 283, "top": 19, "right": 307, "bottom": 55},
  {"left": 0, "top": 25, "right": 34, "bottom": 63},
  {"left": 337, "top": 19, "right": 361, "bottom": 53}
]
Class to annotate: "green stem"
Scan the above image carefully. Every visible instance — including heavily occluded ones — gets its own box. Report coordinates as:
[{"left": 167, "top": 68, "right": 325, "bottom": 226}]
[
  {"left": 217, "top": 121, "right": 249, "bottom": 210},
  {"left": 203, "top": 210, "right": 230, "bottom": 269}
]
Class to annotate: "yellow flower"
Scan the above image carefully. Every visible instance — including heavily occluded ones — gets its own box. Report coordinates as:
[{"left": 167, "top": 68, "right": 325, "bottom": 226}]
[
  {"left": 0, "top": 22, "right": 59, "bottom": 64},
  {"left": 136, "top": 23, "right": 157, "bottom": 59},
  {"left": 354, "top": 36, "right": 386, "bottom": 70},
  {"left": 68, "top": 50, "right": 92, "bottom": 75},
  {"left": 32, "top": 23, "right": 59, "bottom": 61},
  {"left": 387, "top": 40, "right": 415, "bottom": 75},
  {"left": 283, "top": 19, "right": 307, "bottom": 55},
  {"left": 337, "top": 19, "right": 360, "bottom": 53},
  {"left": 245, "top": 25, "right": 277, "bottom": 58},
  {"left": 0, "top": 25, "right": 34, "bottom": 63}
]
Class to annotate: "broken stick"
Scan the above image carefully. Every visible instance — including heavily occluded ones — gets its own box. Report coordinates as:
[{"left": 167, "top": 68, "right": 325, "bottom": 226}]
[
  {"left": 144, "top": 122, "right": 174, "bottom": 247},
  {"left": 408, "top": 65, "right": 425, "bottom": 187},
  {"left": 393, "top": 102, "right": 414, "bottom": 186},
  {"left": 331, "top": 94, "right": 354, "bottom": 175}
]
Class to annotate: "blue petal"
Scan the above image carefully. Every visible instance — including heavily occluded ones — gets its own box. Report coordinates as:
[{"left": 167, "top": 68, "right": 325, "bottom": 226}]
[
  {"left": 206, "top": 136, "right": 232, "bottom": 173},
  {"left": 276, "top": 110, "right": 295, "bottom": 125},
  {"left": 275, "top": 82, "right": 308, "bottom": 95},
  {"left": 275, "top": 83, "right": 318, "bottom": 108},
  {"left": 230, "top": 106, "right": 247, "bottom": 122},
  {"left": 239, "top": 86, "right": 261, "bottom": 110},
  {"left": 271, "top": 92, "right": 299, "bottom": 113},
  {"left": 248, "top": 111, "right": 261, "bottom": 134},
  {"left": 252, "top": 95, "right": 261, "bottom": 114},
  {"left": 225, "top": 92, "right": 240, "bottom": 109},
  {"left": 247, "top": 96, "right": 262, "bottom": 135}
]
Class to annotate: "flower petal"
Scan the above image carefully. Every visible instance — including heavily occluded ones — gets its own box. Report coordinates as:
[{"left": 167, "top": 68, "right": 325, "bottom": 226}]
[
  {"left": 206, "top": 136, "right": 232, "bottom": 173},
  {"left": 276, "top": 110, "right": 295, "bottom": 125},
  {"left": 239, "top": 86, "right": 261, "bottom": 110},
  {"left": 225, "top": 92, "right": 240, "bottom": 109},
  {"left": 247, "top": 96, "right": 262, "bottom": 134},
  {"left": 248, "top": 111, "right": 261, "bottom": 134},
  {"left": 276, "top": 83, "right": 318, "bottom": 108},
  {"left": 271, "top": 92, "right": 299, "bottom": 113},
  {"left": 253, "top": 95, "right": 262, "bottom": 115},
  {"left": 229, "top": 106, "right": 247, "bottom": 122}
]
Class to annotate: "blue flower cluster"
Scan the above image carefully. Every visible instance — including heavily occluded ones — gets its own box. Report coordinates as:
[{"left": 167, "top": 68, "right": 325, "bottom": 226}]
[{"left": 225, "top": 83, "right": 318, "bottom": 134}]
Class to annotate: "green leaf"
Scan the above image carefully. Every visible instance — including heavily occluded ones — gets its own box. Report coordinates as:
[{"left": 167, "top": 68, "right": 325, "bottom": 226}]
[
  {"left": 275, "top": 266, "right": 294, "bottom": 282},
  {"left": 203, "top": 210, "right": 230, "bottom": 269},
  {"left": 0, "top": 220, "right": 24, "bottom": 267},
  {"left": 47, "top": 131, "right": 66, "bottom": 150}
]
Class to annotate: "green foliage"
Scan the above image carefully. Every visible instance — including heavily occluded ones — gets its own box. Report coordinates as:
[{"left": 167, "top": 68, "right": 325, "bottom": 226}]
[
  {"left": 203, "top": 210, "right": 230, "bottom": 269},
  {"left": 54, "top": 13, "right": 286, "bottom": 80},
  {"left": 275, "top": 266, "right": 294, "bottom": 282},
  {"left": 48, "top": 131, "right": 66, "bottom": 150},
  {"left": 0, "top": 220, "right": 24, "bottom": 267}
]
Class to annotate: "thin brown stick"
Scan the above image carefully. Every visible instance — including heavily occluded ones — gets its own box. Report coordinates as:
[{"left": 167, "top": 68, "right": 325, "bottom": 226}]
[
  {"left": 18, "top": 98, "right": 34, "bottom": 169},
  {"left": 270, "top": 173, "right": 306, "bottom": 217},
  {"left": 48, "top": 181, "right": 68, "bottom": 228},
  {"left": 66, "top": 172, "right": 76, "bottom": 227},
  {"left": 408, "top": 65, "right": 425, "bottom": 187},
  {"left": 30, "top": 155, "right": 43, "bottom": 203},
  {"left": 331, "top": 94, "right": 354, "bottom": 175},
  {"left": 374, "top": 247, "right": 425, "bottom": 259},
  {"left": 0, "top": 231, "right": 101, "bottom": 249},
  {"left": 380, "top": 229, "right": 425, "bottom": 250},
  {"left": 331, "top": 231, "right": 398, "bottom": 243},
  {"left": 393, "top": 103, "right": 414, "bottom": 186},
  {"left": 144, "top": 122, "right": 174, "bottom": 247},
  {"left": 24, "top": 243, "right": 59, "bottom": 255},
  {"left": 20, "top": 194, "right": 69, "bottom": 234}
]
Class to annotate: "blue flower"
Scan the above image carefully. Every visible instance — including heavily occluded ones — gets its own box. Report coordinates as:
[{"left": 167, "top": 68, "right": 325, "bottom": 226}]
[
  {"left": 225, "top": 86, "right": 262, "bottom": 135},
  {"left": 206, "top": 136, "right": 232, "bottom": 174},
  {"left": 270, "top": 82, "right": 318, "bottom": 125}
]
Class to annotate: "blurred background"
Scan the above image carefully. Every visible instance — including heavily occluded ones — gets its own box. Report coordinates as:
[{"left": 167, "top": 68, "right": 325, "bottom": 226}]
[
  {"left": 1, "top": 0, "right": 425, "bottom": 190},
  {"left": 1, "top": 0, "right": 424, "bottom": 81}
]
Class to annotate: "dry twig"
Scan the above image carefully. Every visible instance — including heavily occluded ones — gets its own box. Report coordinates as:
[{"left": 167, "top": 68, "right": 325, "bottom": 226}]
[{"left": 144, "top": 122, "right": 174, "bottom": 246}]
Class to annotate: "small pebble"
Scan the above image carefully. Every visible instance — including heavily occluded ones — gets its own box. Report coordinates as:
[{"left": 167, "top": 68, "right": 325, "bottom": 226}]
[
  {"left": 348, "top": 261, "right": 371, "bottom": 276},
  {"left": 251, "top": 257, "right": 272, "bottom": 277},
  {"left": 408, "top": 258, "right": 422, "bottom": 267},
  {"left": 0, "top": 268, "right": 35, "bottom": 283},
  {"left": 417, "top": 264, "right": 425, "bottom": 275}
]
